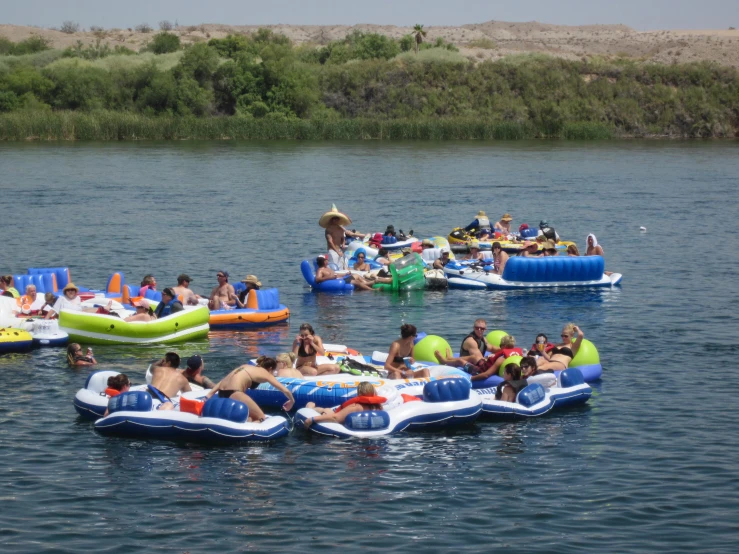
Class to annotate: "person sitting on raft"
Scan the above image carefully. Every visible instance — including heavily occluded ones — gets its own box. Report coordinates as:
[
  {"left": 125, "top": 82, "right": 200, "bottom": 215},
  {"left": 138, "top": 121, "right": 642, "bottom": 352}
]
[
  {"left": 182, "top": 354, "right": 216, "bottom": 389},
  {"left": 316, "top": 256, "right": 376, "bottom": 291},
  {"left": 540, "top": 241, "right": 559, "bottom": 257},
  {"left": 234, "top": 274, "right": 261, "bottom": 308},
  {"left": 384, "top": 324, "right": 431, "bottom": 380},
  {"left": 40, "top": 292, "right": 57, "bottom": 316},
  {"left": 567, "top": 244, "right": 580, "bottom": 256},
  {"left": 292, "top": 322, "right": 341, "bottom": 376},
  {"left": 173, "top": 274, "right": 200, "bottom": 306},
  {"left": 495, "top": 364, "right": 527, "bottom": 402},
  {"left": 206, "top": 363, "right": 296, "bottom": 422},
  {"left": 45, "top": 283, "right": 89, "bottom": 319},
  {"left": 494, "top": 213, "right": 513, "bottom": 235},
  {"left": 432, "top": 247, "right": 452, "bottom": 270},
  {"left": 468, "top": 335, "right": 523, "bottom": 382},
  {"left": 17, "top": 284, "right": 45, "bottom": 315},
  {"left": 374, "top": 247, "right": 391, "bottom": 267},
  {"left": 462, "top": 241, "right": 484, "bottom": 261},
  {"left": 536, "top": 324, "right": 584, "bottom": 371},
  {"left": 434, "top": 319, "right": 498, "bottom": 367},
  {"left": 530, "top": 333, "right": 555, "bottom": 355},
  {"left": 102, "top": 374, "right": 132, "bottom": 416},
  {"left": 154, "top": 288, "right": 184, "bottom": 318},
  {"left": 149, "top": 353, "right": 191, "bottom": 410},
  {"left": 352, "top": 250, "right": 371, "bottom": 272},
  {"left": 208, "top": 271, "right": 236, "bottom": 310},
  {"left": 0, "top": 275, "right": 20, "bottom": 298},
  {"left": 304, "top": 382, "right": 384, "bottom": 429},
  {"left": 275, "top": 353, "right": 303, "bottom": 378},
  {"left": 138, "top": 275, "right": 157, "bottom": 297},
  {"left": 538, "top": 220, "right": 560, "bottom": 242},
  {"left": 125, "top": 298, "right": 156, "bottom": 322},
  {"left": 464, "top": 210, "right": 493, "bottom": 239},
  {"left": 67, "top": 343, "right": 96, "bottom": 367},
  {"left": 518, "top": 241, "right": 539, "bottom": 257},
  {"left": 491, "top": 242, "right": 509, "bottom": 275}
]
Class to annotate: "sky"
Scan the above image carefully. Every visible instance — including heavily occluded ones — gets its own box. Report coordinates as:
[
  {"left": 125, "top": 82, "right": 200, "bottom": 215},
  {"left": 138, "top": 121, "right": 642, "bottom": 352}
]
[{"left": 3, "top": 0, "right": 739, "bottom": 31}]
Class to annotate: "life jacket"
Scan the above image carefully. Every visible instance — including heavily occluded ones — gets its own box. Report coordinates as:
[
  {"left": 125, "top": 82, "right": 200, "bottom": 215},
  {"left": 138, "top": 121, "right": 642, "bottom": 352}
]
[
  {"left": 484, "top": 347, "right": 524, "bottom": 368},
  {"left": 155, "top": 297, "right": 181, "bottom": 318},
  {"left": 541, "top": 226, "right": 557, "bottom": 241},
  {"left": 460, "top": 332, "right": 486, "bottom": 357},
  {"left": 105, "top": 387, "right": 122, "bottom": 397},
  {"left": 530, "top": 342, "right": 556, "bottom": 353},
  {"left": 335, "top": 395, "right": 387, "bottom": 412},
  {"left": 477, "top": 216, "right": 491, "bottom": 232},
  {"left": 6, "top": 287, "right": 20, "bottom": 299}
]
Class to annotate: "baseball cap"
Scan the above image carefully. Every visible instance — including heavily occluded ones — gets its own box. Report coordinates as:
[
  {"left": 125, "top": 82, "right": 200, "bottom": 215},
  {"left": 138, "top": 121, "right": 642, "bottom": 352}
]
[{"left": 186, "top": 355, "right": 203, "bottom": 371}]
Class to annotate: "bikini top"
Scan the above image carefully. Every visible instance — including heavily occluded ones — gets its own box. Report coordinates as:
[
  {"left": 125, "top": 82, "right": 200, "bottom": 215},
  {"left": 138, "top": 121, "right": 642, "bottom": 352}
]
[{"left": 550, "top": 346, "right": 574, "bottom": 358}]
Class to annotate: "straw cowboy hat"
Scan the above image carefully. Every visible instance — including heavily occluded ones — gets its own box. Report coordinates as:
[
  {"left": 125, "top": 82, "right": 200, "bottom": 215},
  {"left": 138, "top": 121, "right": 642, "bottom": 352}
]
[
  {"left": 62, "top": 283, "right": 78, "bottom": 293},
  {"left": 477, "top": 210, "right": 487, "bottom": 217},
  {"left": 241, "top": 275, "right": 262, "bottom": 287},
  {"left": 319, "top": 204, "right": 352, "bottom": 228},
  {"left": 501, "top": 213, "right": 513, "bottom": 222}
]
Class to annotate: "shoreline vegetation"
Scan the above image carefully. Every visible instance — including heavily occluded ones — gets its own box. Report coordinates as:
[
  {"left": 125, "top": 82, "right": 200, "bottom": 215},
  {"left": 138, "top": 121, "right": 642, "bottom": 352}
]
[{"left": 1, "top": 28, "right": 738, "bottom": 141}]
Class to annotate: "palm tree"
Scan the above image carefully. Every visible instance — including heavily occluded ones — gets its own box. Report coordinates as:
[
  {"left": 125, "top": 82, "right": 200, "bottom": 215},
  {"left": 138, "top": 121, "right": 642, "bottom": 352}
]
[{"left": 412, "top": 24, "right": 427, "bottom": 54}]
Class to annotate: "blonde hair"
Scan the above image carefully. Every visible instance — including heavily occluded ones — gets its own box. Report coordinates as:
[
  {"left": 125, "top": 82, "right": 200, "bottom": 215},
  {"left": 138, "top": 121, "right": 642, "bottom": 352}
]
[
  {"left": 275, "top": 353, "right": 294, "bottom": 367},
  {"left": 356, "top": 382, "right": 376, "bottom": 396},
  {"left": 562, "top": 323, "right": 576, "bottom": 337},
  {"left": 567, "top": 244, "right": 580, "bottom": 256},
  {"left": 500, "top": 335, "right": 516, "bottom": 348}
]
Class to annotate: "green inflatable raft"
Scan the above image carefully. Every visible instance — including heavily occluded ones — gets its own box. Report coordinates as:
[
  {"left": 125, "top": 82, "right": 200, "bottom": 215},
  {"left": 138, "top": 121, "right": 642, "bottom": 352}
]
[
  {"left": 59, "top": 306, "right": 210, "bottom": 345},
  {"left": 374, "top": 253, "right": 426, "bottom": 292}
]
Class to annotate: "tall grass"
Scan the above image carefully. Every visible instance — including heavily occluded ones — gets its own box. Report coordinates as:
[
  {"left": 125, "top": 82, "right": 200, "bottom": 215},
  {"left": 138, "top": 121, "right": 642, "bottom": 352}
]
[{"left": 0, "top": 111, "right": 615, "bottom": 141}]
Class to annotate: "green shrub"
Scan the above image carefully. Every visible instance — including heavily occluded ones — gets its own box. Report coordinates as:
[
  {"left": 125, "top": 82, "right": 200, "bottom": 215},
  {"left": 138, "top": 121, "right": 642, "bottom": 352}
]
[
  {"left": 145, "top": 32, "right": 181, "bottom": 54},
  {"left": 0, "top": 36, "right": 51, "bottom": 56}
]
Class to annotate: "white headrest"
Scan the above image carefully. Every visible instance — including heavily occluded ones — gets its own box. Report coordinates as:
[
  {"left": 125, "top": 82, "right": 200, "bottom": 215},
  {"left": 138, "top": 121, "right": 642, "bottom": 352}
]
[
  {"left": 86, "top": 370, "right": 120, "bottom": 394},
  {"left": 421, "top": 248, "right": 442, "bottom": 262}
]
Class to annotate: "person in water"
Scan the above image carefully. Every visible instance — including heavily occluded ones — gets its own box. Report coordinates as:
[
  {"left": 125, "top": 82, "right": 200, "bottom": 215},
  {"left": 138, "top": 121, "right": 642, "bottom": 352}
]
[
  {"left": 304, "top": 382, "right": 384, "bottom": 429},
  {"left": 464, "top": 210, "right": 493, "bottom": 239},
  {"left": 154, "top": 288, "right": 184, "bottom": 318},
  {"left": 292, "top": 322, "right": 341, "bottom": 376},
  {"left": 384, "top": 324, "right": 431, "bottom": 380},
  {"left": 173, "top": 274, "right": 200, "bottom": 306},
  {"left": 125, "top": 298, "right": 156, "bottom": 322},
  {"left": 182, "top": 354, "right": 216, "bottom": 389},
  {"left": 585, "top": 234, "right": 604, "bottom": 256},
  {"left": 67, "top": 343, "right": 96, "bottom": 367},
  {"left": 149, "top": 353, "right": 191, "bottom": 410},
  {"left": 324, "top": 215, "right": 350, "bottom": 270},
  {"left": 434, "top": 319, "right": 498, "bottom": 367},
  {"left": 494, "top": 213, "right": 513, "bottom": 234},
  {"left": 491, "top": 242, "right": 509, "bottom": 275},
  {"left": 206, "top": 364, "right": 296, "bottom": 422},
  {"left": 234, "top": 275, "right": 261, "bottom": 308},
  {"left": 536, "top": 323, "right": 584, "bottom": 371},
  {"left": 315, "top": 256, "right": 376, "bottom": 291},
  {"left": 208, "top": 271, "right": 236, "bottom": 310}
]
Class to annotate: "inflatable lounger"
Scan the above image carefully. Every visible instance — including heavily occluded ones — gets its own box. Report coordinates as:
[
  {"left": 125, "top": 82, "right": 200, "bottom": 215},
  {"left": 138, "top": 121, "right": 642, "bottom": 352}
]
[
  {"left": 209, "top": 288, "right": 290, "bottom": 329},
  {"left": 444, "top": 256, "right": 622, "bottom": 290},
  {"left": 295, "top": 378, "right": 481, "bottom": 438},
  {"left": 94, "top": 390, "right": 289, "bottom": 443},
  {"left": 301, "top": 260, "right": 354, "bottom": 292},
  {"left": 60, "top": 305, "right": 210, "bottom": 345}
]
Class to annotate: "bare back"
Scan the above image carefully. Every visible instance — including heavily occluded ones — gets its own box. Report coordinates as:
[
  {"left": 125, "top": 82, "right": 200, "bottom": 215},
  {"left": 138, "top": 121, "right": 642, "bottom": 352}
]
[
  {"left": 151, "top": 366, "right": 191, "bottom": 398},
  {"left": 218, "top": 365, "right": 273, "bottom": 392}
]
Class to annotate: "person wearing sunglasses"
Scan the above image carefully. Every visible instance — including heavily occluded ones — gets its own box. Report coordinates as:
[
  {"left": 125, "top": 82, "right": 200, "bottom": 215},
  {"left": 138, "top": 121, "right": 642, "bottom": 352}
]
[
  {"left": 208, "top": 271, "right": 236, "bottom": 310},
  {"left": 353, "top": 250, "right": 371, "bottom": 272},
  {"left": 536, "top": 323, "right": 585, "bottom": 371},
  {"left": 434, "top": 319, "right": 498, "bottom": 368}
]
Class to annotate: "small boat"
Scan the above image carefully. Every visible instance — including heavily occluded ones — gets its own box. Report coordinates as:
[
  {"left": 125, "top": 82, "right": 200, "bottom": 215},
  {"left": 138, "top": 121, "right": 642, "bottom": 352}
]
[
  {"left": 0, "top": 327, "right": 33, "bottom": 354},
  {"left": 60, "top": 305, "right": 210, "bottom": 345},
  {"left": 443, "top": 256, "right": 622, "bottom": 289},
  {"left": 295, "top": 378, "right": 482, "bottom": 438}
]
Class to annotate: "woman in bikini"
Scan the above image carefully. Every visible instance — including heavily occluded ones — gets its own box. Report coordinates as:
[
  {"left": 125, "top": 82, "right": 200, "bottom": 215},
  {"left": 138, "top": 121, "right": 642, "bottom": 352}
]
[
  {"left": 536, "top": 323, "right": 584, "bottom": 371},
  {"left": 304, "top": 382, "right": 384, "bottom": 428},
  {"left": 206, "top": 364, "right": 296, "bottom": 422},
  {"left": 292, "top": 323, "right": 340, "bottom": 376},
  {"left": 384, "top": 324, "right": 431, "bottom": 380}
]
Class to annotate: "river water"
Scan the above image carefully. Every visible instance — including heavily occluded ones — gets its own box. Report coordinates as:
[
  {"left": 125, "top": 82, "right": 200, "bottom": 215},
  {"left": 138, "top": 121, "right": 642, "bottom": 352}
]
[{"left": 1, "top": 141, "right": 738, "bottom": 553}]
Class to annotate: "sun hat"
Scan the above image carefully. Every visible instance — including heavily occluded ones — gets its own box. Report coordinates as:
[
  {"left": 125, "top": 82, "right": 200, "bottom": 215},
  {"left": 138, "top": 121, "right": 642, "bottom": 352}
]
[
  {"left": 522, "top": 240, "right": 536, "bottom": 249},
  {"left": 132, "top": 298, "right": 150, "bottom": 309},
  {"left": 186, "top": 355, "right": 203, "bottom": 371},
  {"left": 62, "top": 283, "right": 78, "bottom": 293},
  {"left": 421, "top": 238, "right": 434, "bottom": 247},
  {"left": 501, "top": 213, "right": 513, "bottom": 221},
  {"left": 441, "top": 247, "right": 451, "bottom": 254},
  {"left": 470, "top": 240, "right": 480, "bottom": 249},
  {"left": 241, "top": 274, "right": 262, "bottom": 287},
  {"left": 368, "top": 232, "right": 383, "bottom": 246},
  {"left": 477, "top": 210, "right": 487, "bottom": 217},
  {"left": 319, "top": 204, "right": 352, "bottom": 228}
]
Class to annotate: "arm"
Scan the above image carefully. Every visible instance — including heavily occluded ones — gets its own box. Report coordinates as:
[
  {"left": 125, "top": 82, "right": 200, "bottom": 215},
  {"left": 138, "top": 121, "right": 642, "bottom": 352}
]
[
  {"left": 262, "top": 373, "right": 295, "bottom": 411},
  {"left": 498, "top": 252, "right": 509, "bottom": 275},
  {"left": 571, "top": 326, "right": 585, "bottom": 357},
  {"left": 208, "top": 286, "right": 218, "bottom": 302},
  {"left": 311, "top": 336, "right": 326, "bottom": 356},
  {"left": 471, "top": 360, "right": 499, "bottom": 381},
  {"left": 305, "top": 405, "right": 360, "bottom": 428},
  {"left": 484, "top": 341, "right": 500, "bottom": 355},
  {"left": 384, "top": 342, "right": 403, "bottom": 376},
  {"left": 205, "top": 379, "right": 223, "bottom": 399}
]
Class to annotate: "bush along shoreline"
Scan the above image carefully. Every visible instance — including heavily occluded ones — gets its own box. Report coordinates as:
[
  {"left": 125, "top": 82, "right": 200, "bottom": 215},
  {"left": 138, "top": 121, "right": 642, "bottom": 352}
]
[{"left": 1, "top": 29, "right": 738, "bottom": 140}]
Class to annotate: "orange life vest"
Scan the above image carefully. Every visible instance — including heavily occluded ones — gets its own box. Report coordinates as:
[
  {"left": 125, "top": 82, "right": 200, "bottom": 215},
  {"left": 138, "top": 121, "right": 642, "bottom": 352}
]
[
  {"left": 335, "top": 395, "right": 387, "bottom": 412},
  {"left": 105, "top": 388, "right": 122, "bottom": 397}
]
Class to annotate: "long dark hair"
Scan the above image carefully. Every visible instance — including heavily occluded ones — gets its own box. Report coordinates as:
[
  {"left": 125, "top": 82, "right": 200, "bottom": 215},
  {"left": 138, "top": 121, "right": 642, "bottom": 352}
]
[{"left": 400, "top": 324, "right": 417, "bottom": 339}]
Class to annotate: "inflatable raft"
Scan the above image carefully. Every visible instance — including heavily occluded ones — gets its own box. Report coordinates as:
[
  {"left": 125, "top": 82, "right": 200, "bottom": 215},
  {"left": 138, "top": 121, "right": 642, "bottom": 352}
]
[
  {"left": 60, "top": 305, "right": 210, "bottom": 345},
  {"left": 209, "top": 289, "right": 289, "bottom": 329},
  {"left": 0, "top": 327, "right": 33, "bottom": 354},
  {"left": 444, "top": 256, "right": 622, "bottom": 289},
  {"left": 474, "top": 369, "right": 592, "bottom": 419},
  {"left": 94, "top": 390, "right": 289, "bottom": 443},
  {"left": 301, "top": 260, "right": 354, "bottom": 292},
  {"left": 295, "top": 378, "right": 481, "bottom": 438}
]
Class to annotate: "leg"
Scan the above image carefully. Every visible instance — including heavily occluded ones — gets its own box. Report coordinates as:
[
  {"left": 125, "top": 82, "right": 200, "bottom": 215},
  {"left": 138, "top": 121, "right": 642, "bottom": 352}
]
[
  {"left": 230, "top": 391, "right": 266, "bottom": 422},
  {"left": 350, "top": 277, "right": 376, "bottom": 291},
  {"left": 316, "top": 363, "right": 340, "bottom": 375},
  {"left": 413, "top": 368, "right": 430, "bottom": 379},
  {"left": 434, "top": 348, "right": 477, "bottom": 368},
  {"left": 298, "top": 365, "right": 318, "bottom": 376}
]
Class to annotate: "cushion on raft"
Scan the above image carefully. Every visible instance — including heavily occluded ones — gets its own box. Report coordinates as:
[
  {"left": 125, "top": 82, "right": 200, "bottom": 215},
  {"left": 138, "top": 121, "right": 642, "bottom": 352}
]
[
  {"left": 501, "top": 256, "right": 605, "bottom": 282},
  {"left": 559, "top": 368, "right": 585, "bottom": 388},
  {"left": 423, "top": 378, "right": 471, "bottom": 403},
  {"left": 344, "top": 410, "right": 390, "bottom": 430},
  {"left": 202, "top": 397, "right": 249, "bottom": 423},
  {"left": 108, "top": 391, "right": 153, "bottom": 414},
  {"left": 517, "top": 384, "right": 546, "bottom": 408}
]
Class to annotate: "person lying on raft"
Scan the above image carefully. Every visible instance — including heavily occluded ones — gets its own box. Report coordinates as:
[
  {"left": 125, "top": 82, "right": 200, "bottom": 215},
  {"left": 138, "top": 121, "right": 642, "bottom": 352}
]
[
  {"left": 530, "top": 333, "right": 555, "bottom": 355},
  {"left": 292, "top": 323, "right": 341, "bottom": 376},
  {"left": 304, "top": 382, "right": 384, "bottom": 429},
  {"left": 536, "top": 324, "right": 584, "bottom": 371},
  {"left": 275, "top": 352, "right": 304, "bottom": 378},
  {"left": 520, "top": 356, "right": 556, "bottom": 382},
  {"left": 384, "top": 324, "right": 431, "bottom": 380},
  {"left": 206, "top": 364, "right": 296, "bottom": 422},
  {"left": 315, "top": 255, "right": 376, "bottom": 291},
  {"left": 495, "top": 364, "right": 527, "bottom": 402},
  {"left": 434, "top": 319, "right": 498, "bottom": 367},
  {"left": 102, "top": 374, "right": 132, "bottom": 416},
  {"left": 67, "top": 343, "right": 96, "bottom": 367},
  {"left": 149, "top": 355, "right": 192, "bottom": 410},
  {"left": 466, "top": 335, "right": 523, "bottom": 382}
]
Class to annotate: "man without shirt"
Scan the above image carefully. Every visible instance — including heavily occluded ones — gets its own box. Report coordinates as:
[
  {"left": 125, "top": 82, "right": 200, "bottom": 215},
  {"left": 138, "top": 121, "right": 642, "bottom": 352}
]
[
  {"left": 208, "top": 270, "right": 236, "bottom": 310},
  {"left": 173, "top": 274, "right": 200, "bottom": 306},
  {"left": 149, "top": 355, "right": 192, "bottom": 410}
]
